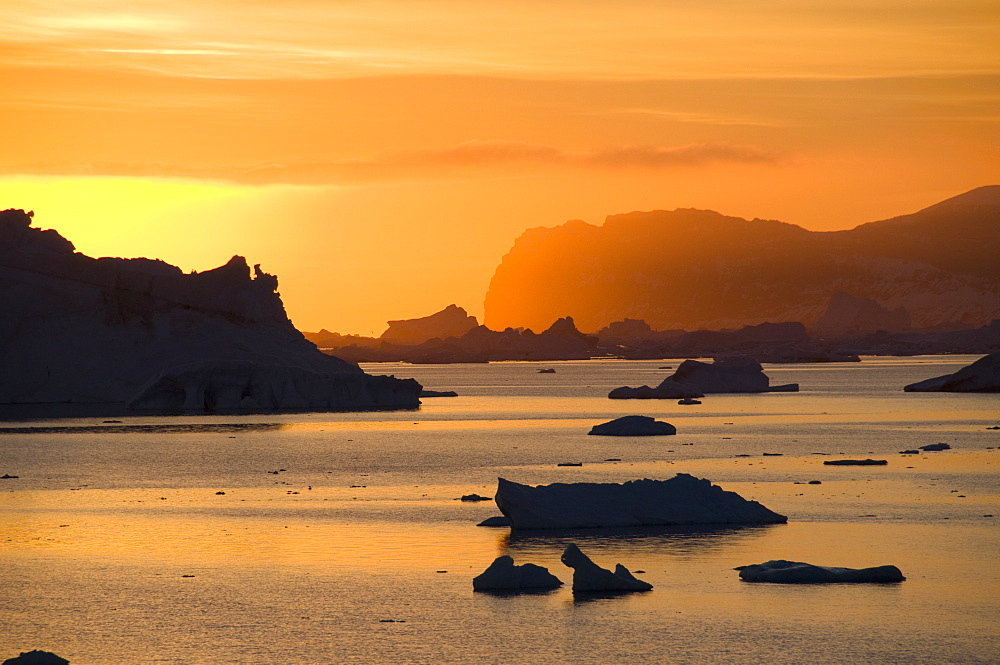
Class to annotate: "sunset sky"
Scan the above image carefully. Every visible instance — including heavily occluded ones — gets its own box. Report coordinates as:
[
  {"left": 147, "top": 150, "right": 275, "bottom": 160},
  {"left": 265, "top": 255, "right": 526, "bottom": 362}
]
[{"left": 2, "top": 0, "right": 998, "bottom": 334}]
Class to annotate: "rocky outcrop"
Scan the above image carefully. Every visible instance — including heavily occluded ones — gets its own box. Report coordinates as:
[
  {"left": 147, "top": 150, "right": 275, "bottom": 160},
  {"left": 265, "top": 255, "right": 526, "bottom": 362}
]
[
  {"left": 561, "top": 544, "right": 652, "bottom": 592},
  {"left": 493, "top": 475, "right": 787, "bottom": 530},
  {"left": 379, "top": 304, "right": 479, "bottom": 345},
  {"left": 737, "top": 560, "right": 905, "bottom": 583},
  {"left": 0, "top": 209, "right": 420, "bottom": 412},
  {"left": 588, "top": 415, "right": 676, "bottom": 436},
  {"left": 484, "top": 187, "right": 1000, "bottom": 333},
  {"left": 904, "top": 352, "right": 1000, "bottom": 392},
  {"left": 472, "top": 555, "right": 563, "bottom": 591}
]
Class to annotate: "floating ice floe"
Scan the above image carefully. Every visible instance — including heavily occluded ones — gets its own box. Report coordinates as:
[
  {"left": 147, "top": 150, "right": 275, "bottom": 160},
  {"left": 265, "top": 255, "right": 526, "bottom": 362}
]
[
  {"left": 588, "top": 415, "right": 676, "bottom": 436},
  {"left": 736, "top": 560, "right": 905, "bottom": 584}
]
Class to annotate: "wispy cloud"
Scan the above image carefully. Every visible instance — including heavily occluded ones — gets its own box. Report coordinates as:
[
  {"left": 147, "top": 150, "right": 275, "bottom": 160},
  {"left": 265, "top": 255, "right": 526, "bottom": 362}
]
[
  {"left": 583, "top": 144, "right": 777, "bottom": 168},
  {"left": 601, "top": 107, "right": 788, "bottom": 127},
  {"left": 2, "top": 140, "right": 780, "bottom": 185},
  {"left": 4, "top": 0, "right": 998, "bottom": 80}
]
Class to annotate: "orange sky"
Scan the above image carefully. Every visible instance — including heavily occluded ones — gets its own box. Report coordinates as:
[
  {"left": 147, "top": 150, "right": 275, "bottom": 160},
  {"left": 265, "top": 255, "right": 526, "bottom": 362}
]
[{"left": 2, "top": 0, "right": 998, "bottom": 334}]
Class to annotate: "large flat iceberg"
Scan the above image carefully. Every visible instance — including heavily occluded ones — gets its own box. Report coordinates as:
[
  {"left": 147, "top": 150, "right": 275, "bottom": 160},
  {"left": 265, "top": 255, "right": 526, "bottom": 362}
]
[{"left": 494, "top": 474, "right": 787, "bottom": 530}]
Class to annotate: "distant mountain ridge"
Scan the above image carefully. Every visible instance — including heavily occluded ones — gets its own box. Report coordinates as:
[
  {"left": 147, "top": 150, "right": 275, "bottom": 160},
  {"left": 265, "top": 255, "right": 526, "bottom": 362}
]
[{"left": 483, "top": 186, "right": 1000, "bottom": 333}]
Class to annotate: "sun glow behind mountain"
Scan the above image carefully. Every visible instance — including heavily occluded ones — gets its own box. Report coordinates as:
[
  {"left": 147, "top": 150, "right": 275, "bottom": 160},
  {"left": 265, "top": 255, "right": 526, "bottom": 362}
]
[{"left": 3, "top": 0, "right": 999, "bottom": 333}]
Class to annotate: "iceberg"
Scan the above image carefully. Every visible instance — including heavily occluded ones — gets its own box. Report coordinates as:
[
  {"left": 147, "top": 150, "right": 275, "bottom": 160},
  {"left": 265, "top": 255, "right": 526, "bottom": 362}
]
[
  {"left": 472, "top": 555, "right": 563, "bottom": 592},
  {"left": 561, "top": 544, "right": 652, "bottom": 592},
  {"left": 904, "top": 352, "right": 1000, "bottom": 392},
  {"left": 608, "top": 356, "right": 797, "bottom": 398},
  {"left": 1, "top": 652, "right": 69, "bottom": 665},
  {"left": 588, "top": 415, "right": 676, "bottom": 436},
  {"left": 737, "top": 560, "right": 905, "bottom": 584},
  {"left": 493, "top": 474, "right": 787, "bottom": 530},
  {"left": 608, "top": 378, "right": 704, "bottom": 400},
  {"left": 0, "top": 209, "right": 420, "bottom": 413},
  {"left": 670, "top": 356, "right": 799, "bottom": 393}
]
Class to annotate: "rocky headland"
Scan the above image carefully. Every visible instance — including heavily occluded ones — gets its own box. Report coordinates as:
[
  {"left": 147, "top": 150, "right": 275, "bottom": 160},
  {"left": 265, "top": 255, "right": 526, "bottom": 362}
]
[{"left": 483, "top": 186, "right": 1000, "bottom": 333}]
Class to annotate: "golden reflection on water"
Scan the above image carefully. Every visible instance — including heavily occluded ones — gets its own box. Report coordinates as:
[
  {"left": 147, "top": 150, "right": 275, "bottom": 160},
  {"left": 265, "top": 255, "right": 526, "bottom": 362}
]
[{"left": 0, "top": 507, "right": 500, "bottom": 571}]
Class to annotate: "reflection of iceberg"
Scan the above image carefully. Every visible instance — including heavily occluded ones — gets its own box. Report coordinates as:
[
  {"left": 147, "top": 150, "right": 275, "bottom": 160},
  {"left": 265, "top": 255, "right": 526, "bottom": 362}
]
[
  {"left": 0, "top": 422, "right": 283, "bottom": 435},
  {"left": 501, "top": 524, "right": 780, "bottom": 562},
  {"left": 495, "top": 475, "right": 787, "bottom": 530}
]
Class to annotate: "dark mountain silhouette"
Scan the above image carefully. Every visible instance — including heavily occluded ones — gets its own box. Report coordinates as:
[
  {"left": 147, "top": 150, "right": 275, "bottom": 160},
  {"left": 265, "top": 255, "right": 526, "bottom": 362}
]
[{"left": 483, "top": 186, "right": 1000, "bottom": 333}]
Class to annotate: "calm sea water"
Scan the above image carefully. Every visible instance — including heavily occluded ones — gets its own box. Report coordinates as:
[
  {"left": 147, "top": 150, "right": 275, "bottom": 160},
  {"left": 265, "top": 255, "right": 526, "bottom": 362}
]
[{"left": 1, "top": 356, "right": 997, "bottom": 664}]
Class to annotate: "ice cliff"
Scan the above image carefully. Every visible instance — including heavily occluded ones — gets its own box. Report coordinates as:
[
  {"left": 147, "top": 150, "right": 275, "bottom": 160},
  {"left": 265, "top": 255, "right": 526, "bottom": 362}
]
[{"left": 0, "top": 209, "right": 420, "bottom": 412}]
